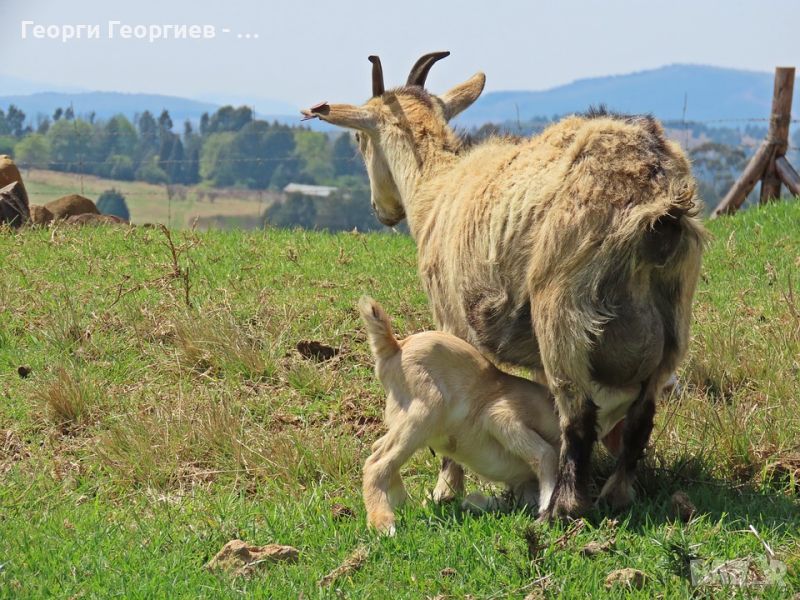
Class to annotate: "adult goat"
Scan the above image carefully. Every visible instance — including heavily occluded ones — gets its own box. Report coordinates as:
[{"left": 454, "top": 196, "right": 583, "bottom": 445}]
[{"left": 303, "top": 52, "right": 706, "bottom": 519}]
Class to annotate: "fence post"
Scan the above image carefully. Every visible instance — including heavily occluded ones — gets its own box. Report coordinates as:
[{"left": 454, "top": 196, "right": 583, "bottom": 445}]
[
  {"left": 760, "top": 67, "right": 795, "bottom": 203},
  {"left": 712, "top": 66, "right": 796, "bottom": 217}
]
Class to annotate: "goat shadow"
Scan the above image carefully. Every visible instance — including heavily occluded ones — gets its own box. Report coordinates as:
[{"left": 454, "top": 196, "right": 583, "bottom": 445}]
[{"left": 422, "top": 452, "right": 799, "bottom": 536}]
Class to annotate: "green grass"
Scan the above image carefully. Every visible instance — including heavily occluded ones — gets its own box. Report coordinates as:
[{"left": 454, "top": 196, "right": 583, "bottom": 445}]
[{"left": 1, "top": 200, "right": 799, "bottom": 598}]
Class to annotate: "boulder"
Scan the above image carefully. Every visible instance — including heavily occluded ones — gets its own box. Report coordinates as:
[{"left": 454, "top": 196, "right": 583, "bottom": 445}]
[
  {"left": 45, "top": 194, "right": 99, "bottom": 220},
  {"left": 0, "top": 181, "right": 29, "bottom": 228},
  {"left": 29, "top": 204, "right": 54, "bottom": 226},
  {"left": 0, "top": 156, "right": 29, "bottom": 209}
]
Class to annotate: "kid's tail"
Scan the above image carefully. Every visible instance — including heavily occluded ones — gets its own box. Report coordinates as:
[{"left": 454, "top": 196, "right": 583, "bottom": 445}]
[{"left": 358, "top": 296, "right": 401, "bottom": 360}]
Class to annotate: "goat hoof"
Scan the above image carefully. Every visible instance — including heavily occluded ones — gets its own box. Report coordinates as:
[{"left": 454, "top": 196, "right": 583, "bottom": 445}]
[{"left": 598, "top": 474, "right": 635, "bottom": 511}]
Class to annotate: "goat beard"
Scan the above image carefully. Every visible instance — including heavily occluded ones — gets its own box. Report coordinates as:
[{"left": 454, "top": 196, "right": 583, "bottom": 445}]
[{"left": 601, "top": 419, "right": 626, "bottom": 458}]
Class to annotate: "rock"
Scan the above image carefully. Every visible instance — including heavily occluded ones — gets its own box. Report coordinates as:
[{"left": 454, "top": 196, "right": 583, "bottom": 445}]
[
  {"left": 29, "top": 205, "right": 54, "bottom": 226},
  {"left": 0, "top": 181, "right": 29, "bottom": 228},
  {"left": 205, "top": 539, "right": 299, "bottom": 577},
  {"left": 0, "top": 155, "right": 29, "bottom": 208},
  {"left": 580, "top": 539, "right": 615, "bottom": 557},
  {"left": 45, "top": 194, "right": 99, "bottom": 220},
  {"left": 670, "top": 490, "right": 697, "bottom": 523},
  {"left": 605, "top": 568, "right": 647, "bottom": 590},
  {"left": 64, "top": 213, "right": 128, "bottom": 226}
]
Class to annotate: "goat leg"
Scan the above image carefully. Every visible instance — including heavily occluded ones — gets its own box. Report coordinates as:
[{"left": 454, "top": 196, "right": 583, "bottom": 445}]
[
  {"left": 598, "top": 382, "right": 656, "bottom": 510},
  {"left": 540, "top": 395, "right": 597, "bottom": 520},
  {"left": 431, "top": 457, "right": 465, "bottom": 503}
]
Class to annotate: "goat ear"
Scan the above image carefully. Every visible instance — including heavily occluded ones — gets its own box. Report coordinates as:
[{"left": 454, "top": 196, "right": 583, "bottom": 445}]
[
  {"left": 440, "top": 72, "right": 486, "bottom": 120},
  {"left": 301, "top": 103, "right": 377, "bottom": 131}
]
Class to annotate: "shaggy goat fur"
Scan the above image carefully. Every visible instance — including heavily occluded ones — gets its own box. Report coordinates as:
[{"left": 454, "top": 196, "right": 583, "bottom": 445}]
[
  {"left": 305, "top": 54, "right": 707, "bottom": 519},
  {"left": 358, "top": 296, "right": 559, "bottom": 535}
]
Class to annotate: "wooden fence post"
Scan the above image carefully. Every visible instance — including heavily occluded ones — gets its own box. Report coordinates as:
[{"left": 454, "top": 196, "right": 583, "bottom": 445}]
[
  {"left": 760, "top": 67, "right": 795, "bottom": 203},
  {"left": 712, "top": 66, "right": 797, "bottom": 217}
]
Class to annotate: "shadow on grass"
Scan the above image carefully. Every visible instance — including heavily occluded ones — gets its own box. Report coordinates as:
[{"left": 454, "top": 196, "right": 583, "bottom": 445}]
[
  {"left": 588, "top": 452, "right": 799, "bottom": 534},
  {"left": 418, "top": 452, "right": 798, "bottom": 536}
]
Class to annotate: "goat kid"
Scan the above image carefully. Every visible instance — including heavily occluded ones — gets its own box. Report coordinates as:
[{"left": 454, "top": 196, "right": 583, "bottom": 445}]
[{"left": 358, "top": 296, "right": 559, "bottom": 535}]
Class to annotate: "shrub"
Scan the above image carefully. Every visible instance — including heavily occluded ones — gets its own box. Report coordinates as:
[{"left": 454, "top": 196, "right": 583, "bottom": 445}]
[{"left": 97, "top": 188, "right": 130, "bottom": 221}]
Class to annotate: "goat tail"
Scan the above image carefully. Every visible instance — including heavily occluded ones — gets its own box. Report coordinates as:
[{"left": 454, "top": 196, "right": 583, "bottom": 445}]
[
  {"left": 611, "top": 178, "right": 709, "bottom": 267},
  {"left": 358, "top": 296, "right": 401, "bottom": 360}
]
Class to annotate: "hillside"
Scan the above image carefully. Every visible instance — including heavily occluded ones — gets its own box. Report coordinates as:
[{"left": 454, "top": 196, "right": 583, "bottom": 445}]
[
  {"left": 0, "top": 201, "right": 798, "bottom": 596},
  {"left": 457, "top": 64, "right": 800, "bottom": 126},
  {"left": 4, "top": 64, "right": 797, "bottom": 131}
]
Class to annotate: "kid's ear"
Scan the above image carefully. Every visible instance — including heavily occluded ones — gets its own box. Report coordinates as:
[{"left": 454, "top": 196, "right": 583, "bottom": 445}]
[
  {"left": 440, "top": 72, "right": 486, "bottom": 120},
  {"left": 301, "top": 103, "right": 378, "bottom": 131}
]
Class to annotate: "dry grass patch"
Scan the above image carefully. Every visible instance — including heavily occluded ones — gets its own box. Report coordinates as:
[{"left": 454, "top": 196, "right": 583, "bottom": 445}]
[
  {"left": 171, "top": 309, "right": 278, "bottom": 381},
  {"left": 97, "top": 395, "right": 363, "bottom": 493},
  {"left": 34, "top": 367, "right": 103, "bottom": 433}
]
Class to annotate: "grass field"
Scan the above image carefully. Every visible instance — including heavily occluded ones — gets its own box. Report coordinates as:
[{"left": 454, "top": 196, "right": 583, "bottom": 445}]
[
  {"left": 22, "top": 169, "right": 275, "bottom": 228},
  {"left": 0, "top": 199, "right": 799, "bottom": 598}
]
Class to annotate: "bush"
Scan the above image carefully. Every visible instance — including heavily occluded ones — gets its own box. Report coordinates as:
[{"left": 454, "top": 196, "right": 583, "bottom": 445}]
[{"left": 97, "top": 188, "right": 130, "bottom": 221}]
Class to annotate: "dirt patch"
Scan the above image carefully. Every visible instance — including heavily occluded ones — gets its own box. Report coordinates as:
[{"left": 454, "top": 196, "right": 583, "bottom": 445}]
[
  {"left": 319, "top": 546, "right": 368, "bottom": 587},
  {"left": 205, "top": 539, "right": 299, "bottom": 577},
  {"left": 296, "top": 340, "right": 338, "bottom": 362},
  {"left": 605, "top": 568, "right": 648, "bottom": 590}
]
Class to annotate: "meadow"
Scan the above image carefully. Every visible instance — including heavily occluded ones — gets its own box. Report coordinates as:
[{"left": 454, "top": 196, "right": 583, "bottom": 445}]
[
  {"left": 0, "top": 199, "right": 798, "bottom": 598},
  {"left": 22, "top": 168, "right": 273, "bottom": 229}
]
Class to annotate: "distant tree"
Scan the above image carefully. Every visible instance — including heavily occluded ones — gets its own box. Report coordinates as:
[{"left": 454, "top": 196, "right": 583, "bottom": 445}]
[
  {"left": 264, "top": 193, "right": 316, "bottom": 228},
  {"left": 137, "top": 110, "right": 159, "bottom": 156},
  {"left": 228, "top": 121, "right": 297, "bottom": 188},
  {"left": 158, "top": 110, "right": 173, "bottom": 132},
  {"left": 184, "top": 147, "right": 201, "bottom": 185},
  {"left": 295, "top": 130, "right": 334, "bottom": 183},
  {"left": 135, "top": 158, "right": 169, "bottom": 184},
  {"left": 36, "top": 116, "right": 51, "bottom": 135},
  {"left": 97, "top": 115, "right": 138, "bottom": 162},
  {"left": 166, "top": 136, "right": 185, "bottom": 183},
  {"left": 14, "top": 134, "right": 50, "bottom": 169},
  {"left": 53, "top": 107, "right": 64, "bottom": 122},
  {"left": 199, "top": 132, "right": 236, "bottom": 186},
  {"left": 106, "top": 154, "right": 135, "bottom": 180},
  {"left": 96, "top": 188, "right": 130, "bottom": 220},
  {"left": 205, "top": 106, "right": 253, "bottom": 134},
  {"left": 690, "top": 142, "right": 748, "bottom": 208},
  {"left": 5, "top": 105, "right": 26, "bottom": 137},
  {"left": 332, "top": 133, "right": 363, "bottom": 177},
  {"left": 47, "top": 119, "right": 93, "bottom": 172},
  {"left": 199, "top": 112, "right": 210, "bottom": 136},
  {"left": 0, "top": 135, "right": 15, "bottom": 155},
  {"left": 64, "top": 106, "right": 74, "bottom": 121},
  {"left": 314, "top": 183, "right": 383, "bottom": 232}
]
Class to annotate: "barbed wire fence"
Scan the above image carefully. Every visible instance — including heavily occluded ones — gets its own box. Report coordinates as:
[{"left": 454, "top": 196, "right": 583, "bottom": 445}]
[{"left": 9, "top": 98, "right": 800, "bottom": 227}]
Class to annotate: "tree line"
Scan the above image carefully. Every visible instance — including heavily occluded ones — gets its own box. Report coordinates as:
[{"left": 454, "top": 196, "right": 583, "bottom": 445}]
[{"left": 1, "top": 104, "right": 366, "bottom": 191}]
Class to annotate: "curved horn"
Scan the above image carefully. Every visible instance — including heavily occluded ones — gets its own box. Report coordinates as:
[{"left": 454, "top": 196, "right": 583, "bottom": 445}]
[
  {"left": 368, "top": 55, "right": 385, "bottom": 97},
  {"left": 406, "top": 51, "right": 451, "bottom": 87}
]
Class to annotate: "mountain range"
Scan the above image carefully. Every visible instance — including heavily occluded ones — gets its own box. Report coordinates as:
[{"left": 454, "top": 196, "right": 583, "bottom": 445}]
[{"left": 1, "top": 64, "right": 797, "bottom": 130}]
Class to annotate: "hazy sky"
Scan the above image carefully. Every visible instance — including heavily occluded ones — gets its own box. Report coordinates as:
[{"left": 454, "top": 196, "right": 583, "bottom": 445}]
[{"left": 2, "top": 0, "right": 798, "bottom": 109}]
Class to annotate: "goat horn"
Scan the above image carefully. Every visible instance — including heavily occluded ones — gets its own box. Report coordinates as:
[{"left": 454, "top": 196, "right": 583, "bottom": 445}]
[
  {"left": 368, "top": 55, "right": 385, "bottom": 97},
  {"left": 406, "top": 51, "right": 451, "bottom": 87}
]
